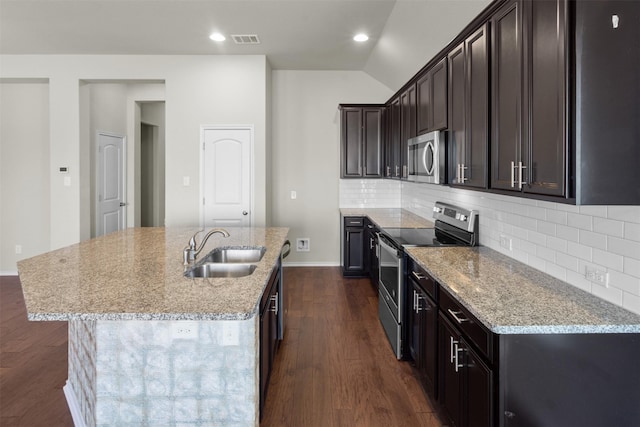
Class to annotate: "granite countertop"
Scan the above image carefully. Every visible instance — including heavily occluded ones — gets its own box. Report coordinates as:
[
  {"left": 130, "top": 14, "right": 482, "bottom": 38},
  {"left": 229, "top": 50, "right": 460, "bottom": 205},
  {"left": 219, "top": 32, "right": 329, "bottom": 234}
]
[
  {"left": 340, "top": 208, "right": 434, "bottom": 229},
  {"left": 405, "top": 246, "right": 640, "bottom": 334},
  {"left": 17, "top": 227, "right": 289, "bottom": 321}
]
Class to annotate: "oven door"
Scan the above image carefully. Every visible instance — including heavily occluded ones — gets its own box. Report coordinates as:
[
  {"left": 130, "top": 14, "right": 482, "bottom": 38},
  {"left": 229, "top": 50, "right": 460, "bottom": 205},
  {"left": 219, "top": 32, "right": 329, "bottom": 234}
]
[
  {"left": 378, "top": 234, "right": 402, "bottom": 309},
  {"left": 378, "top": 233, "right": 404, "bottom": 359}
]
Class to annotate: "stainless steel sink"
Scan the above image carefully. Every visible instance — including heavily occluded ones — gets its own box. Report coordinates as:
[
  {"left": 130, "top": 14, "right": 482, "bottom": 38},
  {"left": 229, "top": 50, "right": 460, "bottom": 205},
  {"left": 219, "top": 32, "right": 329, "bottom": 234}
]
[
  {"left": 184, "top": 263, "right": 257, "bottom": 278},
  {"left": 201, "top": 246, "right": 266, "bottom": 264}
]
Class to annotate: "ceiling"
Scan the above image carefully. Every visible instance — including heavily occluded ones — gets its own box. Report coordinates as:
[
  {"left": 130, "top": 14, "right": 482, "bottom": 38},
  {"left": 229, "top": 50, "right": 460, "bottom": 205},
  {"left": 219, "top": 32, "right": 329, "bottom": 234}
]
[{"left": 0, "top": 0, "right": 492, "bottom": 89}]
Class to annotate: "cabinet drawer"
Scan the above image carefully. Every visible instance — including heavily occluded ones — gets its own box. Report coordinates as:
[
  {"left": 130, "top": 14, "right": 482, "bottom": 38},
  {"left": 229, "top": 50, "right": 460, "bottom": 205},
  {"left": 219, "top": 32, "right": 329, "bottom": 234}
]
[
  {"left": 407, "top": 258, "right": 437, "bottom": 301},
  {"left": 344, "top": 217, "right": 364, "bottom": 227},
  {"left": 440, "top": 288, "right": 492, "bottom": 362}
]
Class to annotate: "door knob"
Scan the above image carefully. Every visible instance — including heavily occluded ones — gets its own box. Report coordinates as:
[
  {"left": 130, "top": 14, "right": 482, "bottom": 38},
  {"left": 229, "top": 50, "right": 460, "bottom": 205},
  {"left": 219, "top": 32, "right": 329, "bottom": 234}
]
[
  {"left": 119, "top": 202, "right": 126, "bottom": 207},
  {"left": 242, "top": 211, "right": 248, "bottom": 216}
]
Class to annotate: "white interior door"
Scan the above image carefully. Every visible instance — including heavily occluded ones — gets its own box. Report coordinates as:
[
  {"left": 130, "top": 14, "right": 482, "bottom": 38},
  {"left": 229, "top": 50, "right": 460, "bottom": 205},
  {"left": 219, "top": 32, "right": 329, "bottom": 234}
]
[
  {"left": 202, "top": 127, "right": 252, "bottom": 227},
  {"left": 96, "top": 132, "right": 126, "bottom": 236}
]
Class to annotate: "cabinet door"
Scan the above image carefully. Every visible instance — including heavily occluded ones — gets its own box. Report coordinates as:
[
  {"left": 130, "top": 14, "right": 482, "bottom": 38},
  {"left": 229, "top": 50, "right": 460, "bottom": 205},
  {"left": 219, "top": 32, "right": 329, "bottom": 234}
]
[
  {"left": 462, "top": 338, "right": 493, "bottom": 427},
  {"left": 465, "top": 23, "right": 489, "bottom": 188},
  {"left": 523, "top": 0, "right": 567, "bottom": 197},
  {"left": 363, "top": 108, "right": 383, "bottom": 178},
  {"left": 408, "top": 281, "right": 424, "bottom": 366},
  {"left": 417, "top": 71, "right": 432, "bottom": 135},
  {"left": 387, "top": 97, "right": 401, "bottom": 178},
  {"left": 341, "top": 108, "right": 362, "bottom": 178},
  {"left": 448, "top": 42, "right": 466, "bottom": 185},
  {"left": 431, "top": 58, "right": 448, "bottom": 131},
  {"left": 400, "top": 84, "right": 416, "bottom": 179},
  {"left": 366, "top": 222, "right": 379, "bottom": 288},
  {"left": 439, "top": 314, "right": 463, "bottom": 427},
  {"left": 344, "top": 228, "right": 365, "bottom": 273},
  {"left": 491, "top": 0, "right": 523, "bottom": 191}
]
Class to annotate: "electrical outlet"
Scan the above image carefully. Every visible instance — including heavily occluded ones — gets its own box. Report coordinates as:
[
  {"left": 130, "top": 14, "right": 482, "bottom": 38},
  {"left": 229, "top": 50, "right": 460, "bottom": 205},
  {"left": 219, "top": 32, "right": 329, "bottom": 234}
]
[
  {"left": 499, "top": 235, "right": 512, "bottom": 251},
  {"left": 585, "top": 266, "right": 609, "bottom": 287},
  {"left": 296, "top": 238, "right": 310, "bottom": 252},
  {"left": 171, "top": 321, "right": 198, "bottom": 339},
  {"left": 15, "top": 245, "right": 22, "bottom": 254}
]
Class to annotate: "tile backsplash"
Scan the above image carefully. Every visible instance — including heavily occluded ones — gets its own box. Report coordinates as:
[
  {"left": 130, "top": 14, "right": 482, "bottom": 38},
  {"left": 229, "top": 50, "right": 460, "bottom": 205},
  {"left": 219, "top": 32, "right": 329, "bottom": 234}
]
[
  {"left": 339, "top": 179, "right": 401, "bottom": 208},
  {"left": 339, "top": 178, "right": 640, "bottom": 315}
]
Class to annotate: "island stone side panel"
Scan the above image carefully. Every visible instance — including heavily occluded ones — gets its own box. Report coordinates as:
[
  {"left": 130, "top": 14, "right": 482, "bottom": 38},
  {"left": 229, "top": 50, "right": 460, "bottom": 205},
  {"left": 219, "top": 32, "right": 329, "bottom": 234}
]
[{"left": 68, "top": 317, "right": 259, "bottom": 426}]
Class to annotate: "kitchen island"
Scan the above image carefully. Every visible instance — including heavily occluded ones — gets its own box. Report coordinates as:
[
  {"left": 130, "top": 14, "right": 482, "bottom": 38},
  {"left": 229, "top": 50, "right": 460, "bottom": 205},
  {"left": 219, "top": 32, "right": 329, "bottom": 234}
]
[{"left": 17, "top": 227, "right": 289, "bottom": 427}]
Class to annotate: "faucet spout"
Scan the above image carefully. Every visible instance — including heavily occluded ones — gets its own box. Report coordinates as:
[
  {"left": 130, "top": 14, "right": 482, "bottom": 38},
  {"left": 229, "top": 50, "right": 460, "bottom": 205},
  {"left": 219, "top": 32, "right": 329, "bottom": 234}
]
[{"left": 183, "top": 228, "right": 230, "bottom": 265}]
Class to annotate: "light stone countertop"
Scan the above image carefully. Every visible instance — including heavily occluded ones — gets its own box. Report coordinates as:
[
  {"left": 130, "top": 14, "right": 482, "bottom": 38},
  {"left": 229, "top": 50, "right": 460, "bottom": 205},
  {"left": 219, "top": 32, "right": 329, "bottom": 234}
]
[
  {"left": 405, "top": 246, "right": 640, "bottom": 334},
  {"left": 17, "top": 227, "right": 289, "bottom": 321},
  {"left": 340, "top": 208, "right": 434, "bottom": 229}
]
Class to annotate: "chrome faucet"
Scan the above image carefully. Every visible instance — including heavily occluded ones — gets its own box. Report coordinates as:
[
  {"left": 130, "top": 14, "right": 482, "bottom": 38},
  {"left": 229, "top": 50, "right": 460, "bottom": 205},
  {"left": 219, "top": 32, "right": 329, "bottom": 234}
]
[{"left": 183, "top": 228, "right": 230, "bottom": 265}]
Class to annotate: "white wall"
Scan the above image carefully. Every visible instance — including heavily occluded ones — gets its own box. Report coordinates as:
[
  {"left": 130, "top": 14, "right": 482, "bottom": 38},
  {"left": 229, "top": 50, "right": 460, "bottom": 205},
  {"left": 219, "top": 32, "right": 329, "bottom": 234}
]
[
  {"left": 364, "top": 0, "right": 491, "bottom": 90},
  {"left": 271, "top": 70, "right": 393, "bottom": 265},
  {"left": 0, "top": 81, "right": 50, "bottom": 273},
  {"left": 0, "top": 55, "right": 269, "bottom": 265}
]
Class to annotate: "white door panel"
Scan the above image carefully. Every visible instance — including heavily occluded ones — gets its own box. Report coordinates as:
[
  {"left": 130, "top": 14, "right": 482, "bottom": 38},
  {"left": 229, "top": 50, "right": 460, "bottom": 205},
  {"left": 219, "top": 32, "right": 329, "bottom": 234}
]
[
  {"left": 202, "top": 127, "right": 252, "bottom": 228},
  {"left": 96, "top": 133, "right": 125, "bottom": 236}
]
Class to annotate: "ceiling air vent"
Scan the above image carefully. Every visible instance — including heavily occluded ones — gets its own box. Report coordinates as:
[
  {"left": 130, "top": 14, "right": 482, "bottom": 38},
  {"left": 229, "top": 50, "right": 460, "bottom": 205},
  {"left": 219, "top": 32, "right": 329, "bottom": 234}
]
[{"left": 231, "top": 34, "right": 261, "bottom": 45}]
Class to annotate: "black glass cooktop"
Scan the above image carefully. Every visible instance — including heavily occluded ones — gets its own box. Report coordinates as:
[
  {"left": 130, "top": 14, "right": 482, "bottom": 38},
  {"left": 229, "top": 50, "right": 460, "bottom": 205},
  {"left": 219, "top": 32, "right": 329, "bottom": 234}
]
[{"left": 380, "top": 227, "right": 463, "bottom": 247}]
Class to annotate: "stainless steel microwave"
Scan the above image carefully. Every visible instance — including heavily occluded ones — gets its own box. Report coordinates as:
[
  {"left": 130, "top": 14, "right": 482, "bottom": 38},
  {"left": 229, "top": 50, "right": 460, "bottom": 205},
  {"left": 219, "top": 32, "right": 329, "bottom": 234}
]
[{"left": 407, "top": 131, "right": 445, "bottom": 184}]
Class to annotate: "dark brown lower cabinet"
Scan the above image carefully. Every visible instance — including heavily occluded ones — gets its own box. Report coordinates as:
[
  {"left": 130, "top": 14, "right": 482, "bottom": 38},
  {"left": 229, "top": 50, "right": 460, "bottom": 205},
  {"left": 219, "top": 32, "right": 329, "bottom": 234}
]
[
  {"left": 439, "top": 314, "right": 493, "bottom": 427},
  {"left": 259, "top": 260, "right": 282, "bottom": 417},
  {"left": 342, "top": 216, "right": 367, "bottom": 277},
  {"left": 407, "top": 263, "right": 438, "bottom": 398},
  {"left": 365, "top": 219, "right": 379, "bottom": 288}
]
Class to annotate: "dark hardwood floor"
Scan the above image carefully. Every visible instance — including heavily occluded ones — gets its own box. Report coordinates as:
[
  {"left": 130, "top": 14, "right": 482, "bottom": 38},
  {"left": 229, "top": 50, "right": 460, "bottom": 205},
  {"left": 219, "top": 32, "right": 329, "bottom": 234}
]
[{"left": 0, "top": 268, "right": 443, "bottom": 426}]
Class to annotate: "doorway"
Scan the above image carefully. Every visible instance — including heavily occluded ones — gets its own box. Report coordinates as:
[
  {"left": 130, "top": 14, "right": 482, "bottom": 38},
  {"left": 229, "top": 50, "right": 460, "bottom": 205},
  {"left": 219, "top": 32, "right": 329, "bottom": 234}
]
[
  {"left": 95, "top": 132, "right": 126, "bottom": 237},
  {"left": 201, "top": 126, "right": 253, "bottom": 227},
  {"left": 140, "top": 123, "right": 157, "bottom": 226}
]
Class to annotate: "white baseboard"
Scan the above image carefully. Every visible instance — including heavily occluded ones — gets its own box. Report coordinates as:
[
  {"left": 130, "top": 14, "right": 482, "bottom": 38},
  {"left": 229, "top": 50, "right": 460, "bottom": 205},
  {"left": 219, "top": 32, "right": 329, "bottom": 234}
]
[
  {"left": 63, "top": 380, "right": 86, "bottom": 427},
  {"left": 282, "top": 261, "right": 340, "bottom": 267},
  {"left": 0, "top": 270, "right": 18, "bottom": 276}
]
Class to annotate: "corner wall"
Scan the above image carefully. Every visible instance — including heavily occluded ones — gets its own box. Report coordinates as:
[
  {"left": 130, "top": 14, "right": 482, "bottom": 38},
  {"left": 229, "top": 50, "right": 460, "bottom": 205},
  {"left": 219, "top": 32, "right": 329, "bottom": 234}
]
[{"left": 271, "top": 70, "right": 392, "bottom": 265}]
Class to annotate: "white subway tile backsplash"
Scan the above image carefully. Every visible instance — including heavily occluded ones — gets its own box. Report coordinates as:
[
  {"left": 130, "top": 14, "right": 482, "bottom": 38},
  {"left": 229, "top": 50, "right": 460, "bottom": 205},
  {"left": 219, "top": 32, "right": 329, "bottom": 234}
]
[
  {"left": 556, "top": 224, "right": 580, "bottom": 242},
  {"left": 624, "top": 222, "right": 640, "bottom": 242},
  {"left": 608, "top": 236, "right": 640, "bottom": 260},
  {"left": 607, "top": 206, "right": 640, "bottom": 224},
  {"left": 593, "top": 217, "right": 625, "bottom": 238},
  {"left": 591, "top": 283, "right": 623, "bottom": 306},
  {"left": 623, "top": 292, "right": 640, "bottom": 314},
  {"left": 592, "top": 248, "right": 624, "bottom": 271},
  {"left": 579, "top": 230, "right": 607, "bottom": 250},
  {"left": 567, "top": 212, "right": 593, "bottom": 231},
  {"left": 342, "top": 181, "right": 640, "bottom": 315}
]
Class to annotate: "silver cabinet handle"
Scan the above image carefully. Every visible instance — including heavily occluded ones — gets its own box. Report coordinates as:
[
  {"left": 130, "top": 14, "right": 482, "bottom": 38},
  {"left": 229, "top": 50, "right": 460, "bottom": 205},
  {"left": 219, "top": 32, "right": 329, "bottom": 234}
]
[
  {"left": 270, "top": 293, "right": 278, "bottom": 315},
  {"left": 450, "top": 336, "right": 457, "bottom": 364},
  {"left": 413, "top": 290, "right": 418, "bottom": 312},
  {"left": 460, "top": 163, "right": 467, "bottom": 183},
  {"left": 518, "top": 161, "right": 527, "bottom": 189},
  {"left": 402, "top": 165, "right": 407, "bottom": 178},
  {"left": 348, "top": 221, "right": 360, "bottom": 225},
  {"left": 386, "top": 166, "right": 391, "bottom": 177},
  {"left": 510, "top": 160, "right": 516, "bottom": 188},
  {"left": 411, "top": 271, "right": 425, "bottom": 281},
  {"left": 447, "top": 308, "right": 469, "bottom": 324},
  {"left": 395, "top": 165, "right": 400, "bottom": 177},
  {"left": 454, "top": 343, "right": 464, "bottom": 373},
  {"left": 370, "top": 238, "right": 374, "bottom": 250}
]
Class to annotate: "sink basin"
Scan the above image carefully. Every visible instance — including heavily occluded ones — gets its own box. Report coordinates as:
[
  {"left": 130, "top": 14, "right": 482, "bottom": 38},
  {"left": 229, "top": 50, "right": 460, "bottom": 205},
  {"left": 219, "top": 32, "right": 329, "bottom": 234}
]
[
  {"left": 201, "top": 246, "right": 266, "bottom": 264},
  {"left": 184, "top": 263, "right": 257, "bottom": 279}
]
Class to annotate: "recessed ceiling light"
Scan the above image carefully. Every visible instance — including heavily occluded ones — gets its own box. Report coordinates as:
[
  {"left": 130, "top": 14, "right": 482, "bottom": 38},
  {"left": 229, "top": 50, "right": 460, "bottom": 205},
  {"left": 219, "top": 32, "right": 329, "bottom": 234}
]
[
  {"left": 354, "top": 34, "right": 369, "bottom": 42},
  {"left": 209, "top": 32, "right": 226, "bottom": 42}
]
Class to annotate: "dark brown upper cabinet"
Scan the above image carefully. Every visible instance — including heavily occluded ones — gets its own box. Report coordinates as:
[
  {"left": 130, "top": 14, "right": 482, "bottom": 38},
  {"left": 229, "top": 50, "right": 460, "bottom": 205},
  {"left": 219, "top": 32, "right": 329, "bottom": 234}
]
[
  {"left": 339, "top": 105, "right": 385, "bottom": 178},
  {"left": 573, "top": 0, "right": 640, "bottom": 204},
  {"left": 385, "top": 96, "right": 401, "bottom": 179},
  {"left": 400, "top": 84, "right": 417, "bottom": 179},
  {"left": 448, "top": 23, "right": 489, "bottom": 189},
  {"left": 417, "top": 58, "right": 448, "bottom": 135},
  {"left": 491, "top": 0, "right": 567, "bottom": 197}
]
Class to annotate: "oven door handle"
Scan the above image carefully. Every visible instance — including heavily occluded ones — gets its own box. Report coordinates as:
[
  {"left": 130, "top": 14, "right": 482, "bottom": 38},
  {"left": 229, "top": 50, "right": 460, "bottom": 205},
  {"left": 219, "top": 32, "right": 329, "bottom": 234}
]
[{"left": 378, "top": 233, "right": 401, "bottom": 257}]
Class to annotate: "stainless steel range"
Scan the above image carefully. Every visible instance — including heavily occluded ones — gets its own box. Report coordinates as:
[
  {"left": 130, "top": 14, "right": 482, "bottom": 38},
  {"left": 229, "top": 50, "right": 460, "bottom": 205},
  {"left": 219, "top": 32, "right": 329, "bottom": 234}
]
[{"left": 377, "top": 201, "right": 479, "bottom": 359}]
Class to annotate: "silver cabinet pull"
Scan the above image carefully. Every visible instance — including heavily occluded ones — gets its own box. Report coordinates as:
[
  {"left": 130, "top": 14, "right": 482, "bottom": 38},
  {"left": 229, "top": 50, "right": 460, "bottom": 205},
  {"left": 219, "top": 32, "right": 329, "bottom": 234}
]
[
  {"left": 459, "top": 163, "right": 468, "bottom": 183},
  {"left": 370, "top": 238, "right": 374, "bottom": 250},
  {"left": 270, "top": 293, "right": 278, "bottom": 315},
  {"left": 395, "top": 165, "right": 400, "bottom": 177},
  {"left": 402, "top": 165, "right": 407, "bottom": 178},
  {"left": 413, "top": 290, "right": 418, "bottom": 312},
  {"left": 450, "top": 336, "right": 457, "bottom": 364},
  {"left": 510, "top": 160, "right": 516, "bottom": 188},
  {"left": 518, "top": 161, "right": 527, "bottom": 189},
  {"left": 386, "top": 166, "right": 391, "bottom": 177},
  {"left": 454, "top": 343, "right": 464, "bottom": 373},
  {"left": 411, "top": 271, "right": 425, "bottom": 281},
  {"left": 447, "top": 308, "right": 469, "bottom": 324}
]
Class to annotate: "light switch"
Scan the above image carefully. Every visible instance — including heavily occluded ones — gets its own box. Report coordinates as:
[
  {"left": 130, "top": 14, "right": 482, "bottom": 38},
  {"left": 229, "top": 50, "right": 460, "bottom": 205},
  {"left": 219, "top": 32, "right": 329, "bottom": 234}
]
[
  {"left": 291, "top": 190, "right": 297, "bottom": 200},
  {"left": 183, "top": 176, "right": 190, "bottom": 186}
]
